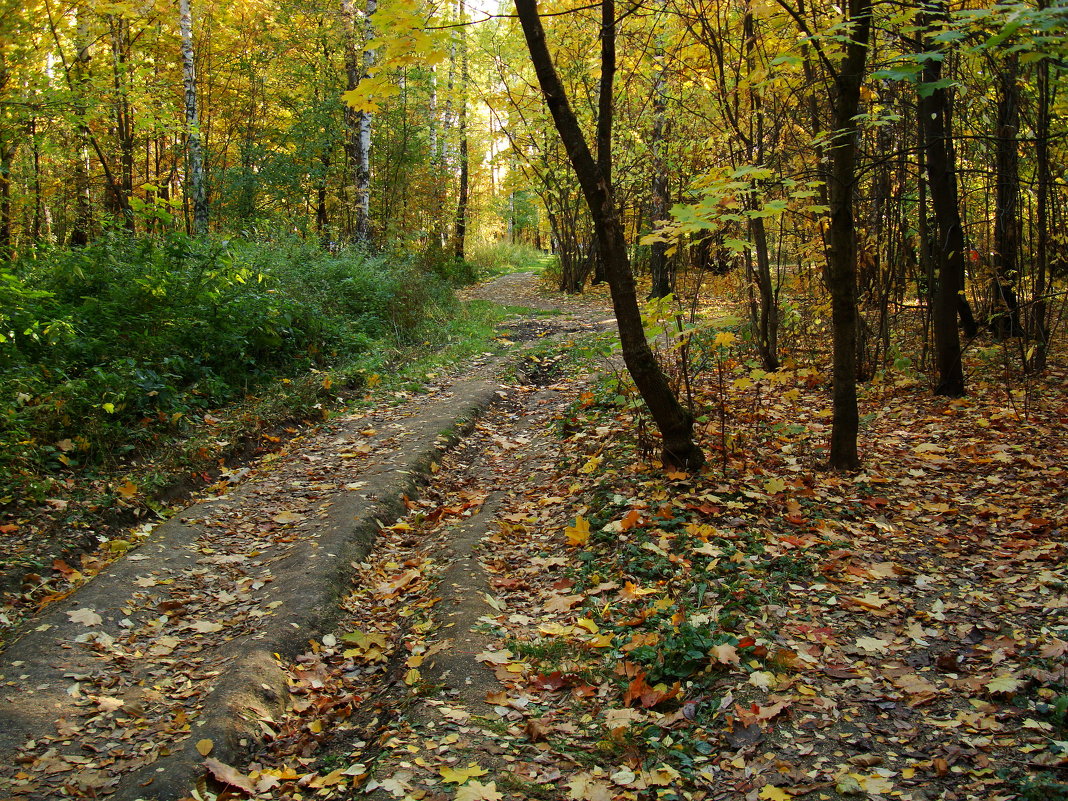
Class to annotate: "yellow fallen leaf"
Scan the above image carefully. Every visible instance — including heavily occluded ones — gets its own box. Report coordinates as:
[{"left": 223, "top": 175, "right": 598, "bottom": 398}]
[
  {"left": 764, "top": 477, "right": 786, "bottom": 495},
  {"left": 579, "top": 456, "right": 603, "bottom": 474},
  {"left": 439, "top": 763, "right": 488, "bottom": 784},
  {"left": 986, "top": 674, "right": 1021, "bottom": 695},
  {"left": 196, "top": 739, "right": 213, "bottom": 756},
  {"left": 759, "top": 786, "right": 792, "bottom": 801},
  {"left": 404, "top": 668, "right": 421, "bottom": 686},
  {"left": 565, "top": 515, "right": 591, "bottom": 546}
]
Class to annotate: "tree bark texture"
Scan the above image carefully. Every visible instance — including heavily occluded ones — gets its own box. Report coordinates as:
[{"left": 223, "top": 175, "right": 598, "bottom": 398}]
[
  {"left": 919, "top": 0, "right": 966, "bottom": 396},
  {"left": 513, "top": 0, "right": 703, "bottom": 469},
  {"left": 179, "top": 0, "right": 208, "bottom": 236},
  {"left": 342, "top": 0, "right": 375, "bottom": 245},
  {"left": 992, "top": 54, "right": 1021, "bottom": 338},
  {"left": 647, "top": 2, "right": 672, "bottom": 300},
  {"left": 454, "top": 0, "right": 469, "bottom": 261},
  {"left": 822, "top": 0, "right": 871, "bottom": 470},
  {"left": 1032, "top": 20, "right": 1051, "bottom": 369}
]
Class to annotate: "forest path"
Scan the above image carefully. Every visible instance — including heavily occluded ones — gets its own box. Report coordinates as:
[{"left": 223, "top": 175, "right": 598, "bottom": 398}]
[{"left": 0, "top": 270, "right": 615, "bottom": 801}]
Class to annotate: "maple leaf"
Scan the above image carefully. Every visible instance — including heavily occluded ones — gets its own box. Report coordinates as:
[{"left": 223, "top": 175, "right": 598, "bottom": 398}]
[
  {"left": 567, "top": 772, "right": 614, "bottom": 801},
  {"left": 94, "top": 695, "right": 124, "bottom": 712},
  {"left": 67, "top": 608, "right": 103, "bottom": 626},
  {"left": 759, "top": 786, "right": 792, "bottom": 801},
  {"left": 204, "top": 758, "right": 257, "bottom": 794},
  {"left": 475, "top": 648, "right": 513, "bottom": 665},
  {"left": 749, "top": 670, "right": 777, "bottom": 690},
  {"left": 764, "top": 477, "right": 787, "bottom": 494},
  {"left": 985, "top": 674, "right": 1021, "bottom": 696},
  {"left": 711, "top": 643, "right": 740, "bottom": 665},
  {"left": 439, "top": 763, "right": 488, "bottom": 783},
  {"left": 854, "top": 636, "right": 890, "bottom": 654},
  {"left": 544, "top": 593, "right": 583, "bottom": 613},
  {"left": 456, "top": 780, "right": 504, "bottom": 801},
  {"left": 565, "top": 515, "right": 591, "bottom": 546}
]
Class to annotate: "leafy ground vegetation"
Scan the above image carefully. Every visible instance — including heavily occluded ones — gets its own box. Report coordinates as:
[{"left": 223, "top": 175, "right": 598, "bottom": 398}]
[
  {"left": 0, "top": 236, "right": 525, "bottom": 633},
  {"left": 154, "top": 273, "right": 1066, "bottom": 801}
]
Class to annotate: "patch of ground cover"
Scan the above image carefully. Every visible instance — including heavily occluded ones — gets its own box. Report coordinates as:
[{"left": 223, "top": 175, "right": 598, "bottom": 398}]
[
  {"left": 216, "top": 320, "right": 1065, "bottom": 801},
  {"left": 0, "top": 294, "right": 527, "bottom": 645}
]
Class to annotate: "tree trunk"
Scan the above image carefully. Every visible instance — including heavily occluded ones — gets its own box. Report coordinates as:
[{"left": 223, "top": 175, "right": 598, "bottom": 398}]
[
  {"left": 179, "top": 0, "right": 208, "bottom": 236},
  {"left": 0, "top": 140, "right": 13, "bottom": 261},
  {"left": 822, "top": 0, "right": 871, "bottom": 470},
  {"left": 1031, "top": 11, "right": 1051, "bottom": 370},
  {"left": 108, "top": 14, "right": 135, "bottom": 231},
  {"left": 453, "top": 0, "right": 469, "bottom": 262},
  {"left": 647, "top": 0, "right": 672, "bottom": 300},
  {"left": 991, "top": 54, "right": 1021, "bottom": 338},
  {"left": 742, "top": 4, "right": 778, "bottom": 371},
  {"left": 514, "top": 0, "right": 703, "bottom": 469},
  {"left": 342, "top": 0, "right": 375, "bottom": 245},
  {"left": 919, "top": 0, "right": 966, "bottom": 397},
  {"left": 71, "top": 6, "right": 93, "bottom": 246}
]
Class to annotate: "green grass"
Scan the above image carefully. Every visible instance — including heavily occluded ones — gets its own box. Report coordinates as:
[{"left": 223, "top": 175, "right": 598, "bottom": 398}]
[{"left": 466, "top": 240, "right": 553, "bottom": 278}]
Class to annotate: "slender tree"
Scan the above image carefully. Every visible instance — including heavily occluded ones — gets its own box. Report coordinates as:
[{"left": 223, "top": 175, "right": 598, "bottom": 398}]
[
  {"left": 513, "top": 0, "right": 703, "bottom": 468},
  {"left": 179, "top": 0, "right": 207, "bottom": 235},
  {"left": 919, "top": 0, "right": 968, "bottom": 396},
  {"left": 821, "top": 0, "right": 872, "bottom": 469},
  {"left": 454, "top": 0, "right": 469, "bottom": 261}
]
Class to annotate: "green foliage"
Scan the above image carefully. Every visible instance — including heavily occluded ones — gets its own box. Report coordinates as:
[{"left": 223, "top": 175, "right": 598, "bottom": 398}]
[
  {"left": 0, "top": 234, "right": 453, "bottom": 490},
  {"left": 466, "top": 240, "right": 552, "bottom": 278}
]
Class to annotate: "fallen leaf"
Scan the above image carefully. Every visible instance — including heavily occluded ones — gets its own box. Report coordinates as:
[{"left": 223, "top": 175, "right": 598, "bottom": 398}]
[
  {"left": 456, "top": 780, "right": 504, "bottom": 801},
  {"left": 985, "top": 674, "right": 1021, "bottom": 696},
  {"left": 854, "top": 636, "right": 890, "bottom": 654},
  {"left": 204, "top": 758, "right": 257, "bottom": 794},
  {"left": 439, "top": 763, "right": 488, "bottom": 784},
  {"left": 565, "top": 515, "right": 591, "bottom": 546},
  {"left": 196, "top": 739, "right": 214, "bottom": 756},
  {"left": 272, "top": 510, "right": 303, "bottom": 525},
  {"left": 67, "top": 608, "right": 103, "bottom": 627},
  {"left": 711, "top": 643, "right": 740, "bottom": 665},
  {"left": 759, "top": 786, "right": 792, "bottom": 801}
]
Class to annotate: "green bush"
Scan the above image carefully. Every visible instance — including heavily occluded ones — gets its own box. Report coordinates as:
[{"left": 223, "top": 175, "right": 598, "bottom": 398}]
[{"left": 0, "top": 233, "right": 454, "bottom": 484}]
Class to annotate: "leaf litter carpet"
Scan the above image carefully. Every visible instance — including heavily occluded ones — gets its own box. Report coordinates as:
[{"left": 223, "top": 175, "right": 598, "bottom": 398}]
[
  {"left": 228, "top": 361, "right": 1065, "bottom": 796},
  {"left": 2, "top": 271, "right": 1066, "bottom": 801}
]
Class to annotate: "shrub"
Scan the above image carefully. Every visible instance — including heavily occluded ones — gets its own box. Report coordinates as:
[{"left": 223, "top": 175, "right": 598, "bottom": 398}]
[{"left": 0, "top": 234, "right": 454, "bottom": 487}]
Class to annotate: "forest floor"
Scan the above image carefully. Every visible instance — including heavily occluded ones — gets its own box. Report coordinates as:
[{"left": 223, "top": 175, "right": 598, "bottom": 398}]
[{"left": 1, "top": 271, "right": 1066, "bottom": 801}]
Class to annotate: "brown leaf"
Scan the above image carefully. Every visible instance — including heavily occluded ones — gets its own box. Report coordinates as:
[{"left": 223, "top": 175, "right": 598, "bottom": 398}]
[{"left": 204, "top": 757, "right": 257, "bottom": 794}]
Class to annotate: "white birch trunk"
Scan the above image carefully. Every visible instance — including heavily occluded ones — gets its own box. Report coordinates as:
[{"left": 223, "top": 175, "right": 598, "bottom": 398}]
[
  {"left": 179, "top": 0, "right": 207, "bottom": 235},
  {"left": 354, "top": 0, "right": 376, "bottom": 244}
]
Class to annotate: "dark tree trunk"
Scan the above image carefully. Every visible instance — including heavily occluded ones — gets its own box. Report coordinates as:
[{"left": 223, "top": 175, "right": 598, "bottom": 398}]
[
  {"left": 0, "top": 140, "right": 13, "bottom": 260},
  {"left": 514, "top": 0, "right": 703, "bottom": 468},
  {"left": 822, "top": 0, "right": 871, "bottom": 470},
  {"left": 919, "top": 0, "right": 967, "bottom": 397},
  {"left": 1032, "top": 14, "right": 1051, "bottom": 369},
  {"left": 647, "top": 0, "right": 671, "bottom": 299},
  {"left": 992, "top": 54, "right": 1021, "bottom": 338}
]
